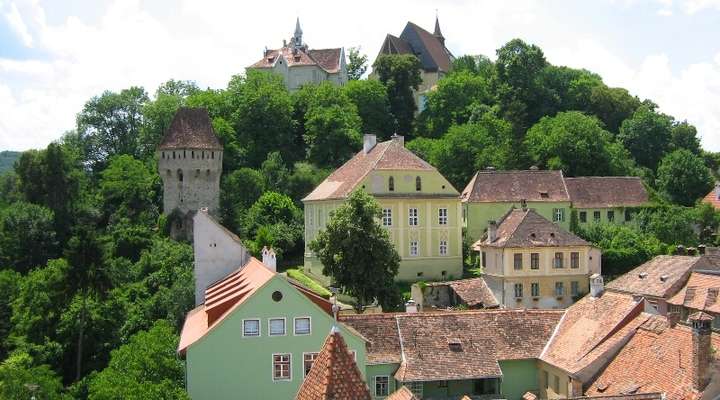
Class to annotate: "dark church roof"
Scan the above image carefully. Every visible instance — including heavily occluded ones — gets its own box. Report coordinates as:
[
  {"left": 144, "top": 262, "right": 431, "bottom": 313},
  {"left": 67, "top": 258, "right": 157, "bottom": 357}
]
[
  {"left": 376, "top": 19, "right": 454, "bottom": 73},
  {"left": 158, "top": 107, "right": 222, "bottom": 150}
]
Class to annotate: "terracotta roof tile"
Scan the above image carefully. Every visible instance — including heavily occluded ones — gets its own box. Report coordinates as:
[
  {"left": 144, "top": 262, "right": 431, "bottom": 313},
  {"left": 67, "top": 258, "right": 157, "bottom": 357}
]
[
  {"left": 565, "top": 177, "right": 648, "bottom": 208},
  {"left": 339, "top": 313, "right": 403, "bottom": 365},
  {"left": 296, "top": 330, "right": 372, "bottom": 400},
  {"left": 702, "top": 185, "right": 720, "bottom": 210},
  {"left": 473, "top": 209, "right": 589, "bottom": 248},
  {"left": 668, "top": 272, "right": 720, "bottom": 314},
  {"left": 585, "top": 316, "right": 720, "bottom": 400},
  {"left": 249, "top": 46, "right": 343, "bottom": 73},
  {"left": 387, "top": 386, "right": 418, "bottom": 400},
  {"left": 461, "top": 170, "right": 570, "bottom": 203},
  {"left": 541, "top": 292, "right": 648, "bottom": 380},
  {"left": 425, "top": 278, "right": 499, "bottom": 308},
  {"left": 606, "top": 256, "right": 709, "bottom": 299},
  {"left": 308, "top": 49, "right": 342, "bottom": 73},
  {"left": 158, "top": 107, "right": 222, "bottom": 150},
  {"left": 570, "top": 394, "right": 664, "bottom": 400}
]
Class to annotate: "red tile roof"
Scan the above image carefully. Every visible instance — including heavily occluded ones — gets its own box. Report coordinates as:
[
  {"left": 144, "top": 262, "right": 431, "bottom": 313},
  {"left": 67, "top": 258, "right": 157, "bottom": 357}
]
[
  {"left": 668, "top": 272, "right": 720, "bottom": 314},
  {"left": 445, "top": 278, "right": 499, "bottom": 308},
  {"left": 158, "top": 107, "right": 222, "bottom": 150},
  {"left": 565, "top": 177, "right": 648, "bottom": 208},
  {"left": 702, "top": 186, "right": 720, "bottom": 210},
  {"left": 541, "top": 292, "right": 649, "bottom": 381},
  {"left": 387, "top": 386, "right": 418, "bottom": 400},
  {"left": 249, "top": 46, "right": 343, "bottom": 74},
  {"left": 295, "top": 330, "right": 372, "bottom": 400},
  {"left": 585, "top": 316, "right": 720, "bottom": 400},
  {"left": 473, "top": 208, "right": 590, "bottom": 248},
  {"left": 570, "top": 394, "right": 664, "bottom": 400},
  {"left": 605, "top": 256, "right": 710, "bottom": 299},
  {"left": 338, "top": 313, "right": 403, "bottom": 365},
  {"left": 461, "top": 170, "right": 570, "bottom": 203}
]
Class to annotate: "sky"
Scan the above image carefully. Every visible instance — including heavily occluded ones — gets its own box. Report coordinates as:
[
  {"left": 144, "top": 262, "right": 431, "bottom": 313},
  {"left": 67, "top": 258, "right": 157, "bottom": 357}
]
[{"left": 0, "top": 0, "right": 719, "bottom": 152}]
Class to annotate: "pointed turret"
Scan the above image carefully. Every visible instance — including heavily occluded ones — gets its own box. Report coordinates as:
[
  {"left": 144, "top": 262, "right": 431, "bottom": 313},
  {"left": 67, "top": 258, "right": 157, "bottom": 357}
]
[
  {"left": 433, "top": 15, "right": 445, "bottom": 45},
  {"left": 293, "top": 17, "right": 303, "bottom": 48}
]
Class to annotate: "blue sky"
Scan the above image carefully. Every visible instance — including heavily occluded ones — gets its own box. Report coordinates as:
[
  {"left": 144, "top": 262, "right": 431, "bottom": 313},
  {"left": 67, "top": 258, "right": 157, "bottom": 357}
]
[{"left": 1, "top": 0, "right": 719, "bottom": 152}]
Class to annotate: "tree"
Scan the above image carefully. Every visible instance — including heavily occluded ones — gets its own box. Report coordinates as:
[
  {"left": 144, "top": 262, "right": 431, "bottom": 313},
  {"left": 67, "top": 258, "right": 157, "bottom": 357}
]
[
  {"left": 577, "top": 223, "right": 663, "bottom": 277},
  {"left": 99, "top": 155, "right": 158, "bottom": 224},
  {"left": 618, "top": 105, "right": 673, "bottom": 170},
  {"left": 309, "top": 189, "right": 400, "bottom": 312},
  {"left": 451, "top": 55, "right": 495, "bottom": 81},
  {"left": 219, "top": 168, "right": 266, "bottom": 232},
  {"left": 0, "top": 270, "right": 20, "bottom": 360},
  {"left": 87, "top": 320, "right": 188, "bottom": 400},
  {"left": 525, "top": 111, "right": 633, "bottom": 176},
  {"left": 656, "top": 149, "right": 713, "bottom": 206},
  {"left": 139, "top": 93, "right": 183, "bottom": 160},
  {"left": 76, "top": 87, "right": 149, "bottom": 169},
  {"left": 286, "top": 162, "right": 330, "bottom": 204},
  {"left": 242, "top": 192, "right": 302, "bottom": 239},
  {"left": 347, "top": 47, "right": 368, "bottom": 80},
  {"left": 0, "top": 352, "right": 66, "bottom": 400},
  {"left": 586, "top": 85, "right": 640, "bottom": 133},
  {"left": 671, "top": 121, "right": 702, "bottom": 154},
  {"left": 343, "top": 80, "right": 394, "bottom": 139},
  {"left": 635, "top": 205, "right": 699, "bottom": 246},
  {"left": 372, "top": 54, "right": 422, "bottom": 135},
  {"left": 260, "top": 151, "right": 289, "bottom": 192},
  {"left": 0, "top": 202, "right": 57, "bottom": 273}
]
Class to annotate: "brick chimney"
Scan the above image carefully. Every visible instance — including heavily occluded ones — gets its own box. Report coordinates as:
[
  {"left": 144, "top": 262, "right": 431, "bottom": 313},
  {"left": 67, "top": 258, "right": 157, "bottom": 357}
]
[
  {"left": 487, "top": 221, "right": 498, "bottom": 243},
  {"left": 363, "top": 134, "right": 377, "bottom": 154},
  {"left": 690, "top": 311, "right": 713, "bottom": 391}
]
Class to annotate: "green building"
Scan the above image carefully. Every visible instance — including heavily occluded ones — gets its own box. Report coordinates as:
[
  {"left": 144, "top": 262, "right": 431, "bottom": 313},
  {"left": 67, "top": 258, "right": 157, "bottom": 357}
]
[{"left": 564, "top": 176, "right": 648, "bottom": 226}]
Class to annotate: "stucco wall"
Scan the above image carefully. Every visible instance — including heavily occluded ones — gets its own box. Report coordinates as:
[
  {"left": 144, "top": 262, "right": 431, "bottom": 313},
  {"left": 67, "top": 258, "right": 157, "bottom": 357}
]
[
  {"left": 464, "top": 202, "right": 571, "bottom": 245},
  {"left": 158, "top": 149, "right": 221, "bottom": 216},
  {"left": 366, "top": 363, "right": 400, "bottom": 399},
  {"left": 574, "top": 206, "right": 630, "bottom": 226},
  {"left": 500, "top": 359, "right": 540, "bottom": 400}
]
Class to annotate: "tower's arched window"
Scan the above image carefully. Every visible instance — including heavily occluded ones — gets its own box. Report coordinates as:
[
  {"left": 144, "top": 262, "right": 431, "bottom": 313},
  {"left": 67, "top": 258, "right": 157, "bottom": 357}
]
[
  {"left": 201, "top": 152, "right": 204, "bottom": 160},
  {"left": 415, "top": 176, "right": 422, "bottom": 191},
  {"left": 211, "top": 152, "right": 214, "bottom": 159},
  {"left": 161, "top": 152, "right": 165, "bottom": 159},
  {"left": 191, "top": 150, "right": 194, "bottom": 159},
  {"left": 388, "top": 176, "right": 395, "bottom": 192},
  {"left": 183, "top": 150, "right": 186, "bottom": 158},
  {"left": 173, "top": 151, "right": 176, "bottom": 159},
  {"left": 178, "top": 169, "right": 183, "bottom": 182}
]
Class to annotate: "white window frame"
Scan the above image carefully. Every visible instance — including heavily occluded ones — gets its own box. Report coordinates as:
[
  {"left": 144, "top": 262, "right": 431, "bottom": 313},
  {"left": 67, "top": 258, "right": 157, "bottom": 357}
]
[
  {"left": 409, "top": 208, "right": 419, "bottom": 226},
  {"left": 514, "top": 283, "right": 523, "bottom": 298},
  {"left": 555, "top": 282, "right": 565, "bottom": 297},
  {"left": 406, "top": 382, "right": 423, "bottom": 397},
  {"left": 438, "top": 208, "right": 448, "bottom": 225},
  {"left": 571, "top": 281, "right": 580, "bottom": 296},
  {"left": 514, "top": 253, "right": 523, "bottom": 270},
  {"left": 531, "top": 282, "right": 540, "bottom": 297},
  {"left": 439, "top": 240, "right": 448, "bottom": 256},
  {"left": 272, "top": 353, "right": 292, "bottom": 382},
  {"left": 553, "top": 208, "right": 564, "bottom": 222},
  {"left": 242, "top": 318, "right": 261, "bottom": 337},
  {"left": 554, "top": 252, "right": 564, "bottom": 268},
  {"left": 382, "top": 208, "right": 392, "bottom": 227},
  {"left": 303, "top": 352, "right": 319, "bottom": 378},
  {"left": 410, "top": 241, "right": 419, "bottom": 257},
  {"left": 268, "top": 317, "right": 286, "bottom": 336},
  {"left": 375, "top": 375, "right": 390, "bottom": 397},
  {"left": 531, "top": 253, "right": 540, "bottom": 269},
  {"left": 570, "top": 252, "right": 580, "bottom": 269},
  {"left": 294, "top": 316, "right": 311, "bottom": 336}
]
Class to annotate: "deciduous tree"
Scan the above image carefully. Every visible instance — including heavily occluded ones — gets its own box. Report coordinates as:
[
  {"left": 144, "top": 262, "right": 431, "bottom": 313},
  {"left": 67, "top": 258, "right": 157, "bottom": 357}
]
[
  {"left": 656, "top": 149, "right": 713, "bottom": 206},
  {"left": 372, "top": 54, "right": 422, "bottom": 136}
]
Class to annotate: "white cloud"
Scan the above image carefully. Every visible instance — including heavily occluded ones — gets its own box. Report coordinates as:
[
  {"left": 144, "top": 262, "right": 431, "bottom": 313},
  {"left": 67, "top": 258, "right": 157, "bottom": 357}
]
[{"left": 3, "top": 1, "right": 33, "bottom": 47}]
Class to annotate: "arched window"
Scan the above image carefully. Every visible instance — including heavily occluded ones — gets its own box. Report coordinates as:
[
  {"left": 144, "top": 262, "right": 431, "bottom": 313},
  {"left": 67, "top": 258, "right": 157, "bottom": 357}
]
[
  {"left": 178, "top": 169, "right": 183, "bottom": 182},
  {"left": 388, "top": 176, "right": 395, "bottom": 192},
  {"left": 191, "top": 150, "right": 194, "bottom": 159},
  {"left": 211, "top": 152, "right": 215, "bottom": 159},
  {"left": 415, "top": 176, "right": 422, "bottom": 191},
  {"left": 173, "top": 151, "right": 176, "bottom": 159},
  {"left": 201, "top": 152, "right": 204, "bottom": 160},
  {"left": 161, "top": 152, "right": 165, "bottom": 159},
  {"left": 183, "top": 150, "right": 186, "bottom": 158}
]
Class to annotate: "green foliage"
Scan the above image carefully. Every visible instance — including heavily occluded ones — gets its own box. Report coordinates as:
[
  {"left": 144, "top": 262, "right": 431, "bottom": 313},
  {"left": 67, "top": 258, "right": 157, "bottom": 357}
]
[
  {"left": 87, "top": 320, "right": 188, "bottom": 400},
  {"left": 286, "top": 269, "right": 331, "bottom": 298},
  {"left": 347, "top": 47, "right": 368, "bottom": 80},
  {"left": 220, "top": 168, "right": 266, "bottom": 232},
  {"left": 0, "top": 202, "right": 57, "bottom": 273},
  {"left": 576, "top": 223, "right": 663, "bottom": 277},
  {"left": 451, "top": 55, "right": 495, "bottom": 80},
  {"left": 344, "top": 79, "right": 394, "bottom": 139},
  {"left": 373, "top": 54, "right": 423, "bottom": 135},
  {"left": 0, "top": 352, "right": 66, "bottom": 400},
  {"left": 656, "top": 149, "right": 713, "bottom": 206},
  {"left": 242, "top": 192, "right": 301, "bottom": 238},
  {"left": 0, "top": 270, "right": 20, "bottom": 360},
  {"left": 634, "top": 205, "right": 699, "bottom": 246},
  {"left": 286, "top": 162, "right": 330, "bottom": 204},
  {"left": 100, "top": 155, "right": 158, "bottom": 223},
  {"left": 618, "top": 105, "right": 673, "bottom": 170},
  {"left": 309, "top": 189, "right": 401, "bottom": 312},
  {"left": 261, "top": 151, "right": 289, "bottom": 192},
  {"left": 0, "top": 151, "right": 20, "bottom": 174},
  {"left": 242, "top": 192, "right": 304, "bottom": 261},
  {"left": 670, "top": 121, "right": 702, "bottom": 154}
]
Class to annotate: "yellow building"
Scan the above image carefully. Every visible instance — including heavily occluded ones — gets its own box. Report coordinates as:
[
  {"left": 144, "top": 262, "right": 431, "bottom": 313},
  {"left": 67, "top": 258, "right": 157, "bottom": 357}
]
[
  {"left": 473, "top": 208, "right": 601, "bottom": 309},
  {"left": 303, "top": 134, "right": 462, "bottom": 282}
]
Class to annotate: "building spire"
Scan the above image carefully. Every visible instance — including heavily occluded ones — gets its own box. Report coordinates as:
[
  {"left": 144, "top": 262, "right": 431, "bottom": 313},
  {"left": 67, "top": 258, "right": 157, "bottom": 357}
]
[
  {"left": 433, "top": 13, "right": 445, "bottom": 45},
  {"left": 293, "top": 17, "right": 303, "bottom": 48}
]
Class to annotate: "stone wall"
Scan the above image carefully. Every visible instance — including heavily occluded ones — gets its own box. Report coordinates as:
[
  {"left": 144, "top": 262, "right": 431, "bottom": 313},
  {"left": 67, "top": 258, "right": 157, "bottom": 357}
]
[{"left": 158, "top": 148, "right": 222, "bottom": 216}]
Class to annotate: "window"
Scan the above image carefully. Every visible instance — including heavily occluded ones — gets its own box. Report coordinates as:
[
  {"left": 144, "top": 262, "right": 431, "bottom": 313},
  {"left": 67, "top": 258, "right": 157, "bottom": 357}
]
[
  {"left": 531, "top": 282, "right": 540, "bottom": 297},
  {"left": 406, "top": 382, "right": 423, "bottom": 397},
  {"left": 273, "top": 354, "right": 291, "bottom": 381},
  {"left": 410, "top": 241, "right": 419, "bottom": 256},
  {"left": 554, "top": 252, "right": 564, "bottom": 268},
  {"left": 269, "top": 318, "right": 286, "bottom": 336},
  {"left": 375, "top": 376, "right": 390, "bottom": 397},
  {"left": 607, "top": 210, "right": 615, "bottom": 222},
  {"left": 571, "top": 281, "right": 580, "bottom": 296},
  {"left": 438, "top": 208, "right": 448, "bottom": 225},
  {"left": 555, "top": 282, "right": 565, "bottom": 296},
  {"left": 382, "top": 208, "right": 392, "bottom": 226},
  {"left": 593, "top": 211, "right": 601, "bottom": 222},
  {"left": 571, "top": 252, "right": 580, "bottom": 269},
  {"left": 553, "top": 208, "right": 565, "bottom": 222},
  {"left": 294, "top": 317, "right": 311, "bottom": 335},
  {"left": 514, "top": 283, "right": 523, "bottom": 298},
  {"left": 415, "top": 176, "right": 422, "bottom": 191},
  {"left": 553, "top": 375, "right": 560, "bottom": 394},
  {"left": 303, "top": 353, "right": 319, "bottom": 377},
  {"left": 438, "top": 380, "right": 448, "bottom": 388},
  {"left": 408, "top": 208, "right": 419, "bottom": 226},
  {"left": 625, "top": 209, "right": 633, "bottom": 221},
  {"left": 514, "top": 253, "right": 523, "bottom": 270},
  {"left": 481, "top": 252, "right": 487, "bottom": 268},
  {"left": 388, "top": 176, "right": 394, "bottom": 192},
  {"left": 439, "top": 240, "right": 448, "bottom": 256},
  {"left": 178, "top": 169, "right": 183, "bottom": 182},
  {"left": 243, "top": 319, "right": 260, "bottom": 337},
  {"left": 543, "top": 371, "right": 549, "bottom": 389},
  {"left": 579, "top": 211, "right": 587, "bottom": 223},
  {"left": 531, "top": 253, "right": 540, "bottom": 269}
]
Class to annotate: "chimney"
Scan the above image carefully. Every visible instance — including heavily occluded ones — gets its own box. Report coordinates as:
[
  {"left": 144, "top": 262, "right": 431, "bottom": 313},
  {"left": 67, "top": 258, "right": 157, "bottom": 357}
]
[
  {"left": 715, "top": 183, "right": 720, "bottom": 200},
  {"left": 676, "top": 245, "right": 686, "bottom": 255},
  {"left": 529, "top": 165, "right": 539, "bottom": 171},
  {"left": 390, "top": 133, "right": 404, "bottom": 147},
  {"left": 363, "top": 134, "right": 377, "bottom": 154},
  {"left": 690, "top": 311, "right": 713, "bottom": 391},
  {"left": 667, "top": 311, "right": 680, "bottom": 327},
  {"left": 405, "top": 299, "right": 418, "bottom": 313},
  {"left": 699, "top": 244, "right": 707, "bottom": 255},
  {"left": 262, "top": 246, "right": 277, "bottom": 272},
  {"left": 487, "top": 221, "right": 498, "bottom": 242},
  {"left": 590, "top": 273, "right": 604, "bottom": 298}
]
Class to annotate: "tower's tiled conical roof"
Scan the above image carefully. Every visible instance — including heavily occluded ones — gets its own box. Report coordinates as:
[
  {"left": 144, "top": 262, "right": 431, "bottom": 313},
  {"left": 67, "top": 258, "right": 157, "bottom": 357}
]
[
  {"left": 158, "top": 107, "right": 222, "bottom": 150},
  {"left": 296, "top": 329, "right": 371, "bottom": 400}
]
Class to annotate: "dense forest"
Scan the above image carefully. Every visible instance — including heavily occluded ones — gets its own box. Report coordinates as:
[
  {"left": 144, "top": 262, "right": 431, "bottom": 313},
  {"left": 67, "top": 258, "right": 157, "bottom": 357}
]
[
  {"left": 0, "top": 38, "right": 719, "bottom": 399},
  {"left": 0, "top": 151, "right": 20, "bottom": 174}
]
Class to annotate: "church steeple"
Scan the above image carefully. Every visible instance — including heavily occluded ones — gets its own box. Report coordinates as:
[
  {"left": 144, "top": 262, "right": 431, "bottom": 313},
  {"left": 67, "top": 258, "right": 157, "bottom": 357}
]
[
  {"left": 293, "top": 17, "right": 303, "bottom": 48},
  {"left": 433, "top": 14, "right": 445, "bottom": 45}
]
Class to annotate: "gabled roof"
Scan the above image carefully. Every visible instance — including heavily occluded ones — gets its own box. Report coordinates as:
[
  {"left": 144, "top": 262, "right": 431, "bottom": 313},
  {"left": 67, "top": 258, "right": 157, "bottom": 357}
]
[
  {"left": 249, "top": 46, "right": 343, "bottom": 74},
  {"left": 605, "top": 256, "right": 711, "bottom": 299},
  {"left": 376, "top": 20, "right": 454, "bottom": 73},
  {"left": 565, "top": 177, "right": 648, "bottom": 208},
  {"left": 668, "top": 272, "right": 720, "bottom": 314},
  {"left": 387, "top": 386, "right": 418, "bottom": 400},
  {"left": 702, "top": 185, "right": 720, "bottom": 210},
  {"left": 473, "top": 208, "right": 590, "bottom": 248},
  {"left": 461, "top": 170, "right": 570, "bottom": 203},
  {"left": 585, "top": 315, "right": 720, "bottom": 400},
  {"left": 295, "top": 329, "right": 372, "bottom": 400},
  {"left": 424, "top": 278, "right": 499, "bottom": 308},
  {"left": 541, "top": 291, "right": 649, "bottom": 381},
  {"left": 303, "top": 138, "right": 450, "bottom": 201},
  {"left": 338, "top": 313, "right": 403, "bottom": 365},
  {"left": 158, "top": 107, "right": 222, "bottom": 150}
]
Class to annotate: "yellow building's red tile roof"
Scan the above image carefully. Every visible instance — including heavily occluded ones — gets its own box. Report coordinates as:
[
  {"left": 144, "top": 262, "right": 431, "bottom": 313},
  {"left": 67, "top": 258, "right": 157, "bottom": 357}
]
[
  {"left": 295, "top": 329, "right": 372, "bottom": 400},
  {"left": 668, "top": 272, "right": 720, "bottom": 314},
  {"left": 702, "top": 186, "right": 720, "bottom": 210},
  {"left": 565, "top": 177, "right": 648, "bottom": 208},
  {"left": 473, "top": 208, "right": 589, "bottom": 248}
]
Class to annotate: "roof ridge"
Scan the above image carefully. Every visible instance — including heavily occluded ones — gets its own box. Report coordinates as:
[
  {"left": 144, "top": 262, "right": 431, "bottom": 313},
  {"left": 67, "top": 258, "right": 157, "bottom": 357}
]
[
  {"left": 354, "top": 141, "right": 391, "bottom": 192},
  {"left": 559, "top": 170, "right": 571, "bottom": 201},
  {"left": 500, "top": 208, "right": 528, "bottom": 245}
]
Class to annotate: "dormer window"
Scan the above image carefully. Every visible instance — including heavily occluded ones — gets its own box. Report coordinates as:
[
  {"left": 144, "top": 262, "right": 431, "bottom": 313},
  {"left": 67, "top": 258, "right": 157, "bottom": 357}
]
[
  {"left": 639, "top": 272, "right": 649, "bottom": 279},
  {"left": 540, "top": 191, "right": 549, "bottom": 199},
  {"left": 388, "top": 176, "right": 395, "bottom": 192},
  {"left": 416, "top": 176, "right": 422, "bottom": 191},
  {"left": 448, "top": 339, "right": 462, "bottom": 352},
  {"left": 660, "top": 274, "right": 669, "bottom": 282}
]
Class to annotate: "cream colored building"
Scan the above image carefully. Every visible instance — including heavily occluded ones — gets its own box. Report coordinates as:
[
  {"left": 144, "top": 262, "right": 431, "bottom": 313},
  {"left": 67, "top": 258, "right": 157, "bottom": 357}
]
[{"left": 473, "top": 208, "right": 601, "bottom": 309}]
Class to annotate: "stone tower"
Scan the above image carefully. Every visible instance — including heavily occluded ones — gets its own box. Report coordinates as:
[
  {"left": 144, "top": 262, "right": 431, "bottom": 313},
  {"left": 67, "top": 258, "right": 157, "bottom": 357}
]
[{"left": 157, "top": 107, "right": 222, "bottom": 239}]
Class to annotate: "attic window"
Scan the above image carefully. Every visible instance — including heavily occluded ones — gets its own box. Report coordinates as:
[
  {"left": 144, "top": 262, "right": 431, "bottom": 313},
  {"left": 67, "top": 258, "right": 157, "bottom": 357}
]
[
  {"left": 660, "top": 274, "right": 669, "bottom": 282},
  {"left": 448, "top": 339, "right": 463, "bottom": 352},
  {"left": 639, "top": 272, "right": 649, "bottom": 279},
  {"left": 294, "top": 55, "right": 301, "bottom": 61},
  {"left": 539, "top": 191, "right": 549, "bottom": 199},
  {"left": 530, "top": 233, "right": 536, "bottom": 239},
  {"left": 550, "top": 233, "right": 555, "bottom": 238},
  {"left": 595, "top": 383, "right": 608, "bottom": 393}
]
